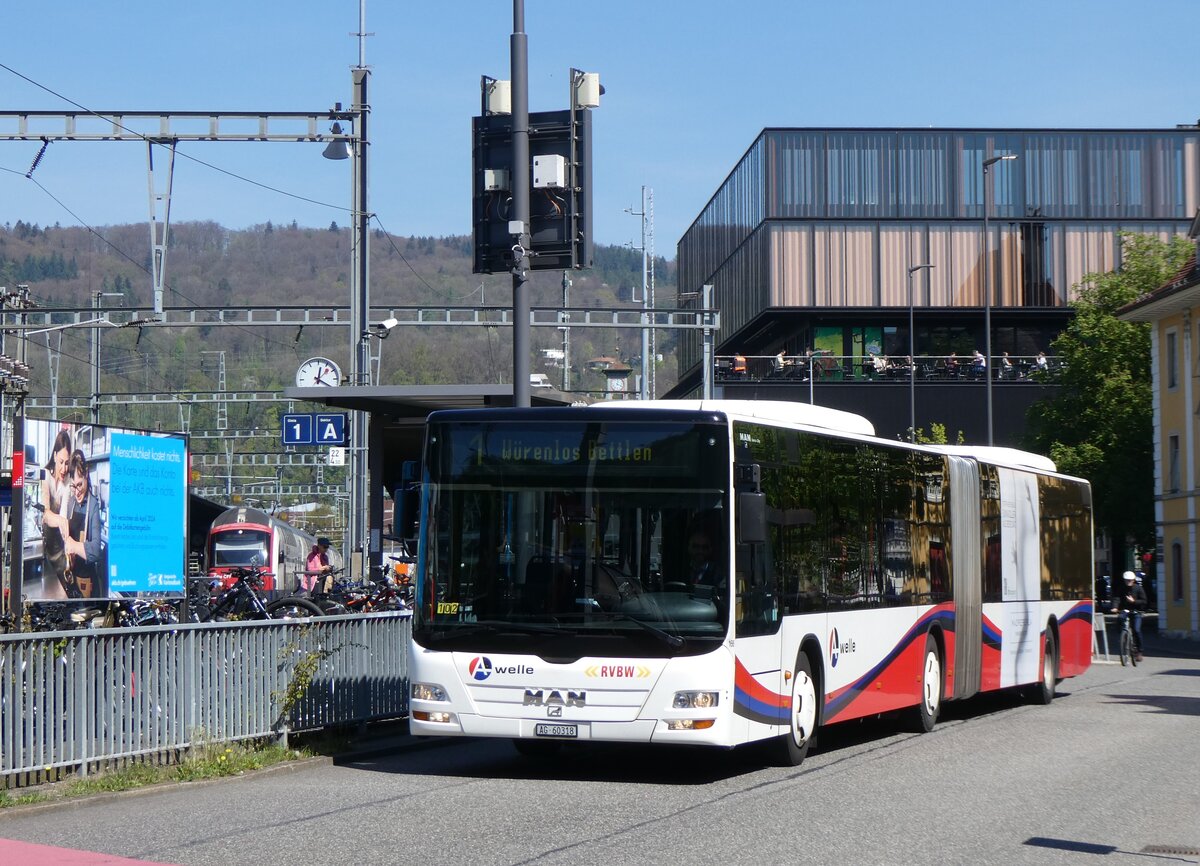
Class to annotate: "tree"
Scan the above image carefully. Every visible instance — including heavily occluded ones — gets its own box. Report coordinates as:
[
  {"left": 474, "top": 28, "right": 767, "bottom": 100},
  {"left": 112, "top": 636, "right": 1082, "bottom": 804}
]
[
  {"left": 1025, "top": 232, "right": 1194, "bottom": 563},
  {"left": 913, "top": 423, "right": 964, "bottom": 446}
]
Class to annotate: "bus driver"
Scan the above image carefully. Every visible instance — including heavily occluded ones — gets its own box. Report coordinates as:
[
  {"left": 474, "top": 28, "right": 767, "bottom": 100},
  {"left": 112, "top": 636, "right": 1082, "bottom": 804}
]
[{"left": 688, "top": 530, "right": 722, "bottom": 589}]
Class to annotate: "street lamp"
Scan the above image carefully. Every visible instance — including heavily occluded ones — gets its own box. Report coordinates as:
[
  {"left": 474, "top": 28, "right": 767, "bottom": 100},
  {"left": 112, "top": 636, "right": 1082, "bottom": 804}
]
[
  {"left": 907, "top": 264, "right": 934, "bottom": 442},
  {"left": 322, "top": 68, "right": 371, "bottom": 577},
  {"left": 982, "top": 153, "right": 1017, "bottom": 446}
]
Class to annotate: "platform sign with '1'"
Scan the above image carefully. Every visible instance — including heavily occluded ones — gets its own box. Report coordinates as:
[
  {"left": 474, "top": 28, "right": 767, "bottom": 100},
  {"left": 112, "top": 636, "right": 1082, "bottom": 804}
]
[{"left": 282, "top": 413, "right": 314, "bottom": 446}]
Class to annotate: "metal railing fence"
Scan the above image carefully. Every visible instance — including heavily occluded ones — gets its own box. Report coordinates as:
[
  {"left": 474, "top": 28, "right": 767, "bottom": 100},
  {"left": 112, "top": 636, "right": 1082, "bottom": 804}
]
[
  {"left": 713, "top": 353, "right": 1062, "bottom": 383},
  {"left": 0, "top": 613, "right": 410, "bottom": 786}
]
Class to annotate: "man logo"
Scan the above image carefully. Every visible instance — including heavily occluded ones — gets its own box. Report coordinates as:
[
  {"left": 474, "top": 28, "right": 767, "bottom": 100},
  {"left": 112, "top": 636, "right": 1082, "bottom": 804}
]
[
  {"left": 468, "top": 656, "right": 493, "bottom": 681},
  {"left": 829, "top": 628, "right": 840, "bottom": 668}
]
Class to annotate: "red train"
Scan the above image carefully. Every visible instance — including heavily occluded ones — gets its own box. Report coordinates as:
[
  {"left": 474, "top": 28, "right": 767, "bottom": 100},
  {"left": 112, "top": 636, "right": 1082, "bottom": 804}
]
[{"left": 206, "top": 506, "right": 342, "bottom": 593}]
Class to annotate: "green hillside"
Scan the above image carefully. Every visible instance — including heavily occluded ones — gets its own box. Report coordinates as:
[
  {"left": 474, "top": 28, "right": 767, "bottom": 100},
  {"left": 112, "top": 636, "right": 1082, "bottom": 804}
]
[{"left": 1, "top": 219, "right": 680, "bottom": 435}]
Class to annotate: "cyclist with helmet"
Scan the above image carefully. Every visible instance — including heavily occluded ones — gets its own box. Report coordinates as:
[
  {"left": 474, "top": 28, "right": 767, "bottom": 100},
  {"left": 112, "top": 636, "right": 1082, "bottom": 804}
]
[{"left": 1111, "top": 570, "right": 1147, "bottom": 661}]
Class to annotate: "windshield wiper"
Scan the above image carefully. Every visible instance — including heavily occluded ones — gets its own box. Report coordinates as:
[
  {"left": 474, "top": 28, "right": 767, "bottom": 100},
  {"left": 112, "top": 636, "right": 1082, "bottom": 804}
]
[
  {"left": 590, "top": 611, "right": 685, "bottom": 649},
  {"left": 428, "top": 619, "right": 562, "bottom": 640},
  {"left": 474, "top": 619, "right": 562, "bottom": 635}
]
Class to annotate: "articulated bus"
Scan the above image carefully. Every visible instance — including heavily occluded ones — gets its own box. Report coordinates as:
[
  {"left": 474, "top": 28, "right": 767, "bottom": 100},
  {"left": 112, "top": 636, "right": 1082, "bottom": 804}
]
[{"left": 408, "top": 401, "right": 1093, "bottom": 764}]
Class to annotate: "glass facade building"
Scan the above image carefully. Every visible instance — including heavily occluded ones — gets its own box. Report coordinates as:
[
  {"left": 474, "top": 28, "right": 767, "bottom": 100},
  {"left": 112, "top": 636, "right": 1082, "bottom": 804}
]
[{"left": 674, "top": 127, "right": 1200, "bottom": 384}]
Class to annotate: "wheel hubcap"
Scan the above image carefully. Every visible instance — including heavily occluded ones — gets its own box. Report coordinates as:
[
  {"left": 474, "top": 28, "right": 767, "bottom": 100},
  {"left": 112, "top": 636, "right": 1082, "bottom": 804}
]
[
  {"left": 793, "top": 670, "right": 817, "bottom": 744},
  {"left": 923, "top": 652, "right": 941, "bottom": 714}
]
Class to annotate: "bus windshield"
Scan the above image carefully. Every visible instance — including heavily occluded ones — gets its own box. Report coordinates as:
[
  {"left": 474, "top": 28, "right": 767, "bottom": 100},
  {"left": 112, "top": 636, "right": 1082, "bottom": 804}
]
[{"left": 414, "top": 418, "right": 730, "bottom": 657}]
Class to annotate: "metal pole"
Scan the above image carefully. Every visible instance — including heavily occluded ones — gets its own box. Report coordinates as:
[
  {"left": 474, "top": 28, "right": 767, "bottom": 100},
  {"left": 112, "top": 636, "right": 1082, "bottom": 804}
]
[
  {"left": 346, "top": 64, "right": 372, "bottom": 575},
  {"left": 9, "top": 394, "right": 22, "bottom": 629},
  {"left": 92, "top": 291, "right": 100, "bottom": 425},
  {"left": 91, "top": 291, "right": 121, "bottom": 426},
  {"left": 908, "top": 270, "right": 915, "bottom": 442},
  {"left": 809, "top": 353, "right": 814, "bottom": 405},
  {"left": 981, "top": 153, "right": 1015, "bottom": 447},
  {"left": 639, "top": 186, "right": 649, "bottom": 400},
  {"left": 701, "top": 284, "right": 713, "bottom": 400},
  {"left": 511, "top": 0, "right": 531, "bottom": 408},
  {"left": 907, "top": 264, "right": 934, "bottom": 442},
  {"left": 561, "top": 270, "right": 571, "bottom": 391},
  {"left": 9, "top": 287, "right": 30, "bottom": 629},
  {"left": 983, "top": 163, "right": 993, "bottom": 447}
]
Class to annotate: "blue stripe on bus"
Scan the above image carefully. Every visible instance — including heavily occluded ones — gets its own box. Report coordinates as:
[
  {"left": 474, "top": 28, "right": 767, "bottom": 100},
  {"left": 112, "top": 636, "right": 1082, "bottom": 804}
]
[
  {"left": 1059, "top": 600, "right": 1092, "bottom": 626},
  {"left": 823, "top": 607, "right": 955, "bottom": 720}
]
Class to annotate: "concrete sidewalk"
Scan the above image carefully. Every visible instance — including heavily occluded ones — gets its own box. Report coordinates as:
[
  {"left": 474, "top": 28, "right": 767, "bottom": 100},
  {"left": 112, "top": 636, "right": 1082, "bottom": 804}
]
[
  {"left": 1094, "top": 619, "right": 1200, "bottom": 663},
  {"left": 1141, "top": 624, "right": 1200, "bottom": 659}
]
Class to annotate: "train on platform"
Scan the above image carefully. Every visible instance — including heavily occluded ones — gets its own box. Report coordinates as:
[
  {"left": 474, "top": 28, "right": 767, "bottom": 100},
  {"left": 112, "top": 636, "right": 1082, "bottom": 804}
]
[{"left": 206, "top": 506, "right": 342, "bottom": 593}]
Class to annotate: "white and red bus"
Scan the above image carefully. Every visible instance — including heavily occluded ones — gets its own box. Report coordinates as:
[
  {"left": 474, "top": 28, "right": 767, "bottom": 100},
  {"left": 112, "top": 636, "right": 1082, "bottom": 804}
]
[{"left": 409, "top": 400, "right": 1093, "bottom": 764}]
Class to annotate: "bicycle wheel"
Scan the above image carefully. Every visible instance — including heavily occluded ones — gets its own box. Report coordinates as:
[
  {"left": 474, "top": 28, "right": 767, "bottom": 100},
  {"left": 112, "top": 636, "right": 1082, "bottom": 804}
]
[
  {"left": 266, "top": 597, "right": 324, "bottom": 619},
  {"left": 1119, "top": 627, "right": 1131, "bottom": 667}
]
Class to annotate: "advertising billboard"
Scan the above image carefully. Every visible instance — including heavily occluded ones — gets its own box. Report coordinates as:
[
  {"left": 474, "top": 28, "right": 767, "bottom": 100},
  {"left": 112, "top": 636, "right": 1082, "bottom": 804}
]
[{"left": 21, "top": 419, "right": 187, "bottom": 601}]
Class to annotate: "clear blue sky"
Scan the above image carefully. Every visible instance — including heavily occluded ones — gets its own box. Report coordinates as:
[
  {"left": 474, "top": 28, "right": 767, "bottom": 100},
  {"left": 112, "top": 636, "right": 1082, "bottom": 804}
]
[{"left": 3, "top": 1, "right": 1197, "bottom": 260}]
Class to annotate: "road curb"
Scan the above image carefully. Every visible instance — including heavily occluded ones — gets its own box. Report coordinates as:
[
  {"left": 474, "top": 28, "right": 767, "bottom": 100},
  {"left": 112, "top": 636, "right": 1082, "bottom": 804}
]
[{"left": 0, "top": 755, "right": 332, "bottom": 817}]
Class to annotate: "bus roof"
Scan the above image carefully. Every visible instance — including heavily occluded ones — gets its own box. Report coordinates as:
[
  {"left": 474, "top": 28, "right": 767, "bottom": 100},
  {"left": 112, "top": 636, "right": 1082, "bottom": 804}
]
[
  {"left": 933, "top": 445, "right": 1057, "bottom": 473},
  {"left": 428, "top": 400, "right": 1065, "bottom": 477},
  {"left": 590, "top": 399, "right": 876, "bottom": 437},
  {"left": 593, "top": 401, "right": 1061, "bottom": 473}
]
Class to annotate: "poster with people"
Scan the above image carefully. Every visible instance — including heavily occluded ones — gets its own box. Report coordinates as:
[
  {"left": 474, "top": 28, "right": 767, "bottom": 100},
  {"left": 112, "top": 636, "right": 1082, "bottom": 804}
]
[{"left": 21, "top": 419, "right": 187, "bottom": 601}]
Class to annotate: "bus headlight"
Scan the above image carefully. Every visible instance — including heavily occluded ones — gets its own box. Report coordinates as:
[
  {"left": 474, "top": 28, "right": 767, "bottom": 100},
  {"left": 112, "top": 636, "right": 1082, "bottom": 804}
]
[
  {"left": 412, "top": 682, "right": 448, "bottom": 702},
  {"left": 673, "top": 691, "right": 719, "bottom": 709}
]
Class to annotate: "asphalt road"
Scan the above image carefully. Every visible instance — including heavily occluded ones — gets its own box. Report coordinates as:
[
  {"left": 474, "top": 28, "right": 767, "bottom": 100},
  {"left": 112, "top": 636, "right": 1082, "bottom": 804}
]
[{"left": 2, "top": 654, "right": 1198, "bottom": 866}]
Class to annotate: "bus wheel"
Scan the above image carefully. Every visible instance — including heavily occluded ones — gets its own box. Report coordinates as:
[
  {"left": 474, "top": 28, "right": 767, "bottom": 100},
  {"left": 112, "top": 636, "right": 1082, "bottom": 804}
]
[
  {"left": 909, "top": 633, "right": 942, "bottom": 733},
  {"left": 1028, "top": 630, "right": 1056, "bottom": 705},
  {"left": 771, "top": 653, "right": 818, "bottom": 767}
]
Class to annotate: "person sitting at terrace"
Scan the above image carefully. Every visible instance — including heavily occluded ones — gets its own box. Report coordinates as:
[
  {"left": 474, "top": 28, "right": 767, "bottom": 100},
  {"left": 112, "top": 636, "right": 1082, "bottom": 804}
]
[{"left": 732, "top": 352, "right": 747, "bottom": 378}]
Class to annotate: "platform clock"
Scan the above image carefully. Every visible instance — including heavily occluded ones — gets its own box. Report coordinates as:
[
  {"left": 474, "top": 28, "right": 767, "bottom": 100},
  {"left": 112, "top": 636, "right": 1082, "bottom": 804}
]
[{"left": 295, "top": 357, "right": 341, "bottom": 388}]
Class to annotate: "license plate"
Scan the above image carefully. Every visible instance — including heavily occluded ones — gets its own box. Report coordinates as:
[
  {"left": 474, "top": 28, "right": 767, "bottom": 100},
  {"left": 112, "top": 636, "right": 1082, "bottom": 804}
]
[{"left": 534, "top": 723, "right": 577, "bottom": 739}]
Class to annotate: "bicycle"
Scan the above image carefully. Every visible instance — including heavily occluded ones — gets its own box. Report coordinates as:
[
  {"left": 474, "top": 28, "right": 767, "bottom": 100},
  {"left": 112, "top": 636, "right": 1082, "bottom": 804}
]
[
  {"left": 309, "top": 559, "right": 412, "bottom": 615},
  {"left": 193, "top": 566, "right": 324, "bottom": 622},
  {"left": 105, "top": 597, "right": 180, "bottom": 628},
  {"left": 1115, "top": 611, "right": 1140, "bottom": 667}
]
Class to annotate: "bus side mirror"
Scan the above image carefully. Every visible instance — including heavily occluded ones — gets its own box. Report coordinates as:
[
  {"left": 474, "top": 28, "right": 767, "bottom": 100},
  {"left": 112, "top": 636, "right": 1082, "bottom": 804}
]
[{"left": 738, "top": 492, "right": 767, "bottom": 544}]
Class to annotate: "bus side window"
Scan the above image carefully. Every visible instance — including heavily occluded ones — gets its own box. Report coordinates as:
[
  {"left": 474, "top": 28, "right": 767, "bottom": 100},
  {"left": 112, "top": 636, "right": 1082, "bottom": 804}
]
[{"left": 735, "top": 541, "right": 779, "bottom": 637}]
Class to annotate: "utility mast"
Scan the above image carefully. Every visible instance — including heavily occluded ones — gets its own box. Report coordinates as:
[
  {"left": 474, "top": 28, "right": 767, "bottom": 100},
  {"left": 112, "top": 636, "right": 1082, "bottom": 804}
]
[{"left": 629, "top": 186, "right": 655, "bottom": 399}]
